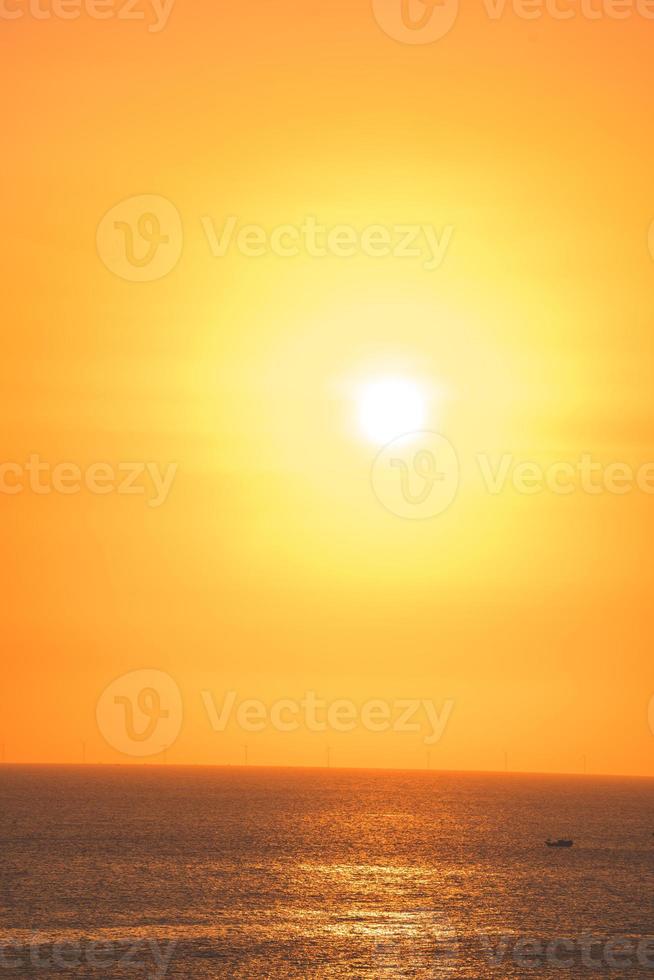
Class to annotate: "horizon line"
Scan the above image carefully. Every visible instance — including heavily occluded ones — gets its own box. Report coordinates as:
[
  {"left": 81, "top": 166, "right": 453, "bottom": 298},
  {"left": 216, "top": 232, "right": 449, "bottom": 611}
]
[{"left": 1, "top": 761, "right": 653, "bottom": 782}]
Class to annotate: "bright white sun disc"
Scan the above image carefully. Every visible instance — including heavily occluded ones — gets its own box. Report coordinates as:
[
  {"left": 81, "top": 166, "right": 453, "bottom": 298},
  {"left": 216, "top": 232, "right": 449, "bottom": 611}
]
[{"left": 358, "top": 378, "right": 427, "bottom": 445}]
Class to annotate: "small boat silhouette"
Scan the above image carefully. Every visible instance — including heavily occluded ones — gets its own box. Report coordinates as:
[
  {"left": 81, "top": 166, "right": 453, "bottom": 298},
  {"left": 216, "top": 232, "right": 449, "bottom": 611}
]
[{"left": 546, "top": 839, "right": 574, "bottom": 848}]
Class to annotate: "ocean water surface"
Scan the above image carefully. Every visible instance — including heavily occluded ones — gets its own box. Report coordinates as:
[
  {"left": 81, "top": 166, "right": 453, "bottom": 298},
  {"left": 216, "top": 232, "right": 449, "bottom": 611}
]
[{"left": 1, "top": 766, "right": 654, "bottom": 977}]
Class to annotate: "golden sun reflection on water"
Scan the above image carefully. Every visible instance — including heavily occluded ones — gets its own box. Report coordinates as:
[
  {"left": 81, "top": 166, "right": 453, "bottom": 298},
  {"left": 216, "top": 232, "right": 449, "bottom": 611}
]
[{"left": 304, "top": 863, "right": 459, "bottom": 976}]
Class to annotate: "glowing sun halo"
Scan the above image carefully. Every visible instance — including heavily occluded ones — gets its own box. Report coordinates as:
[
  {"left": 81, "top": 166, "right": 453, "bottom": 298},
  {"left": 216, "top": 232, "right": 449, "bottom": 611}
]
[{"left": 358, "top": 378, "right": 427, "bottom": 445}]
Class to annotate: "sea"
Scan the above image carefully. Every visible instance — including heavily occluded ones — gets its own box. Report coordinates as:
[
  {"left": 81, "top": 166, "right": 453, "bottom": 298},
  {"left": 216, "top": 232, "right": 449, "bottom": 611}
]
[{"left": 1, "top": 766, "right": 654, "bottom": 977}]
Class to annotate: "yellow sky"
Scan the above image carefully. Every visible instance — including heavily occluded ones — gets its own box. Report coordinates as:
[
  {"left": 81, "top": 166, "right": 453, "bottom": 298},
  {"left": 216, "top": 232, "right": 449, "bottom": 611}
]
[{"left": 2, "top": 0, "right": 654, "bottom": 774}]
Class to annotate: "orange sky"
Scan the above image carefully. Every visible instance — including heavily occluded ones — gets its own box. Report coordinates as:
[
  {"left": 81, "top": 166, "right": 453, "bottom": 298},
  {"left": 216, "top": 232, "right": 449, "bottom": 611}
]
[{"left": 2, "top": 0, "right": 654, "bottom": 775}]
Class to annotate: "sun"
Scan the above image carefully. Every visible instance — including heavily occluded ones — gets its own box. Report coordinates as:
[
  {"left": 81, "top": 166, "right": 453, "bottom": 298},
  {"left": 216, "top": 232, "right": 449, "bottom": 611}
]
[{"left": 357, "top": 377, "right": 427, "bottom": 445}]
